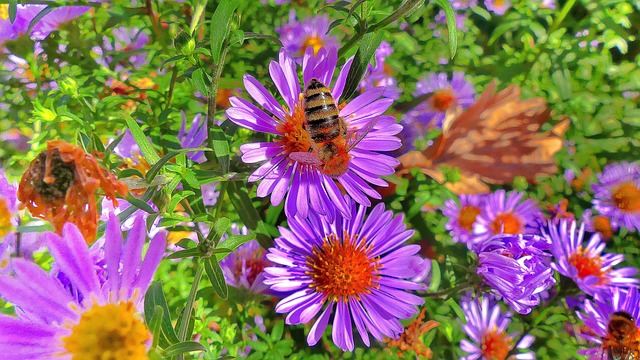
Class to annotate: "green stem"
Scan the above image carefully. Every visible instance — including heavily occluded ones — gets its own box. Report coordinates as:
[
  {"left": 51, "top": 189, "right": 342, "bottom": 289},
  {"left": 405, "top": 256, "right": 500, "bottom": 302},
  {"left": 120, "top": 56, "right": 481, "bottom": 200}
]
[
  {"left": 166, "top": 66, "right": 178, "bottom": 109},
  {"left": 189, "top": 0, "right": 208, "bottom": 35},
  {"left": 206, "top": 46, "right": 230, "bottom": 160},
  {"left": 176, "top": 262, "right": 204, "bottom": 360}
]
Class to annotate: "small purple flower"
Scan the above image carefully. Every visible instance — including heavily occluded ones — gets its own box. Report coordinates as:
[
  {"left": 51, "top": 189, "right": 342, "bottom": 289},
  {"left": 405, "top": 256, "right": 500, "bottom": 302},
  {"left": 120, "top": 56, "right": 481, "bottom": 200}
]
[
  {"left": 178, "top": 111, "right": 207, "bottom": 164},
  {"left": 472, "top": 190, "right": 542, "bottom": 248},
  {"left": 0, "top": 214, "right": 166, "bottom": 357},
  {"left": 226, "top": 47, "right": 401, "bottom": 220},
  {"left": 538, "top": 0, "right": 556, "bottom": 9},
  {"left": 276, "top": 10, "right": 339, "bottom": 60},
  {"left": 0, "top": 4, "right": 92, "bottom": 44},
  {"left": 220, "top": 224, "right": 272, "bottom": 294},
  {"left": 581, "top": 209, "right": 618, "bottom": 240},
  {"left": 461, "top": 297, "right": 535, "bottom": 360},
  {"left": 452, "top": 0, "right": 478, "bottom": 9},
  {"left": 545, "top": 220, "right": 638, "bottom": 296},
  {"left": 403, "top": 72, "right": 475, "bottom": 130},
  {"left": 485, "top": 0, "right": 512, "bottom": 15},
  {"left": 592, "top": 162, "right": 640, "bottom": 232},
  {"left": 474, "top": 234, "right": 555, "bottom": 314},
  {"left": 263, "top": 197, "right": 425, "bottom": 351},
  {"left": 359, "top": 41, "right": 402, "bottom": 100},
  {"left": 442, "top": 194, "right": 486, "bottom": 245},
  {"left": 577, "top": 286, "right": 640, "bottom": 359},
  {"left": 92, "top": 27, "right": 150, "bottom": 71},
  {"left": 0, "top": 129, "right": 30, "bottom": 151}
]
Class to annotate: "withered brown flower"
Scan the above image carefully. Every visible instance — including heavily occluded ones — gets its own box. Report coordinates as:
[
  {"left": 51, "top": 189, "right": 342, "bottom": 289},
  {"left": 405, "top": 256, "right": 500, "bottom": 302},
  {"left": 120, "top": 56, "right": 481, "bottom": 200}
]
[
  {"left": 385, "top": 308, "right": 439, "bottom": 358},
  {"left": 17, "top": 140, "right": 128, "bottom": 243}
]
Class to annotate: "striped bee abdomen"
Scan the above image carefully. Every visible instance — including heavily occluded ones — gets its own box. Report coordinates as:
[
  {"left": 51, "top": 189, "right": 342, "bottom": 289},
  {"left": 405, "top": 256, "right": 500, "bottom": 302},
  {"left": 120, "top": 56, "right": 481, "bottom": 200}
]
[{"left": 304, "top": 78, "right": 342, "bottom": 143}]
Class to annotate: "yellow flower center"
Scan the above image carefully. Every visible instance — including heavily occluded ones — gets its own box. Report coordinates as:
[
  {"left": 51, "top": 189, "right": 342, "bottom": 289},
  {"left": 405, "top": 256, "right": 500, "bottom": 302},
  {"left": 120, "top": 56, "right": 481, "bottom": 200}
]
[
  {"left": 276, "top": 98, "right": 311, "bottom": 155},
  {"left": 490, "top": 212, "right": 523, "bottom": 235},
  {"left": 568, "top": 247, "right": 606, "bottom": 284},
  {"left": 306, "top": 232, "right": 381, "bottom": 302},
  {"left": 302, "top": 35, "right": 324, "bottom": 55},
  {"left": 0, "top": 198, "right": 12, "bottom": 239},
  {"left": 429, "top": 89, "right": 457, "bottom": 112},
  {"left": 612, "top": 181, "right": 640, "bottom": 213},
  {"left": 481, "top": 329, "right": 513, "bottom": 360},
  {"left": 494, "top": 0, "right": 505, "bottom": 6},
  {"left": 593, "top": 216, "right": 614, "bottom": 239},
  {"left": 458, "top": 205, "right": 481, "bottom": 232},
  {"left": 0, "top": 5, "right": 8, "bottom": 21},
  {"left": 61, "top": 301, "right": 150, "bottom": 360}
]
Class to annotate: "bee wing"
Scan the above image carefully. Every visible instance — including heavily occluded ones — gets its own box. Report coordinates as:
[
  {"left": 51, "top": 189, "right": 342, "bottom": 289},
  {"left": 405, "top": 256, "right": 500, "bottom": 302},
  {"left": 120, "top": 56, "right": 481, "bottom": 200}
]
[
  {"left": 289, "top": 152, "right": 323, "bottom": 166},
  {"left": 347, "top": 117, "right": 379, "bottom": 150}
]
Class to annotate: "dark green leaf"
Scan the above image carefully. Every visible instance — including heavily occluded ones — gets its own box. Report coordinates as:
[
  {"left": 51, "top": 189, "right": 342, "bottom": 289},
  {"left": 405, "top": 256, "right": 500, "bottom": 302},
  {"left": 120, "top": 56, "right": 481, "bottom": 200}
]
[
  {"left": 161, "top": 55, "right": 185, "bottom": 71},
  {"left": 210, "top": 0, "right": 240, "bottom": 64},
  {"left": 215, "top": 233, "right": 256, "bottom": 261},
  {"left": 123, "top": 113, "right": 160, "bottom": 164},
  {"left": 26, "top": 6, "right": 55, "bottom": 35},
  {"left": 243, "top": 32, "right": 284, "bottom": 47},
  {"left": 145, "top": 148, "right": 211, "bottom": 182},
  {"left": 9, "top": 1, "right": 17, "bottom": 23},
  {"left": 166, "top": 248, "right": 202, "bottom": 260},
  {"left": 204, "top": 257, "right": 229, "bottom": 299},
  {"left": 149, "top": 305, "right": 164, "bottom": 349},
  {"left": 163, "top": 341, "right": 207, "bottom": 357},
  {"left": 210, "top": 125, "right": 230, "bottom": 173},
  {"left": 433, "top": 0, "right": 458, "bottom": 58},
  {"left": 213, "top": 217, "right": 231, "bottom": 242},
  {"left": 227, "top": 182, "right": 272, "bottom": 247},
  {"left": 125, "top": 195, "right": 157, "bottom": 215},
  {"left": 191, "top": 68, "right": 211, "bottom": 98},
  {"left": 144, "top": 282, "right": 180, "bottom": 347},
  {"left": 341, "top": 31, "right": 384, "bottom": 100}
]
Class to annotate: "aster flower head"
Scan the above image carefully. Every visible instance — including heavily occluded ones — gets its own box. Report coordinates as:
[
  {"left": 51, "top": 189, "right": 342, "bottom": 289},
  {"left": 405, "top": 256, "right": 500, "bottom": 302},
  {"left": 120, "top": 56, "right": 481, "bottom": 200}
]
[
  {"left": 592, "top": 161, "right": 640, "bottom": 232},
  {"left": 226, "top": 47, "right": 401, "bottom": 220},
  {"left": 442, "top": 194, "right": 486, "bottom": 244},
  {"left": 485, "top": 0, "right": 512, "bottom": 15},
  {"left": 17, "top": 140, "right": 129, "bottom": 243},
  {"left": 474, "top": 233, "right": 555, "bottom": 314},
  {"left": 472, "top": 190, "right": 542, "bottom": 248},
  {"left": 581, "top": 209, "right": 618, "bottom": 241},
  {"left": 403, "top": 72, "right": 475, "bottom": 130},
  {"left": 276, "top": 11, "right": 339, "bottom": 60},
  {"left": 0, "top": 4, "right": 91, "bottom": 44},
  {"left": 460, "top": 297, "right": 535, "bottom": 360},
  {"left": 178, "top": 111, "right": 207, "bottom": 164},
  {"left": 92, "top": 27, "right": 150, "bottom": 71},
  {"left": 220, "top": 224, "right": 272, "bottom": 294},
  {"left": 545, "top": 220, "right": 638, "bottom": 296},
  {"left": 263, "top": 197, "right": 425, "bottom": 351},
  {"left": 577, "top": 286, "right": 640, "bottom": 359},
  {"left": 0, "top": 214, "right": 166, "bottom": 358}
]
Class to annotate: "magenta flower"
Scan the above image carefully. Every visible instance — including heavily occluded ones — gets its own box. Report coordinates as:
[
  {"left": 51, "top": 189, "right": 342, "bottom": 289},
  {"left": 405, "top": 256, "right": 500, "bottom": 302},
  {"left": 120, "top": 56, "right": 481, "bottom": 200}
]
[
  {"left": 276, "top": 10, "right": 339, "bottom": 60},
  {"left": 474, "top": 234, "right": 555, "bottom": 314},
  {"left": 220, "top": 224, "right": 272, "bottom": 294},
  {"left": 0, "top": 214, "right": 166, "bottom": 358},
  {"left": 226, "top": 47, "right": 401, "bottom": 219},
  {"left": 263, "top": 197, "right": 425, "bottom": 351},
  {"left": 442, "top": 194, "right": 486, "bottom": 245},
  {"left": 592, "top": 161, "right": 640, "bottom": 232},
  {"left": 461, "top": 297, "right": 535, "bottom": 360},
  {"left": 545, "top": 220, "right": 638, "bottom": 296},
  {"left": 485, "top": 0, "right": 512, "bottom": 15}
]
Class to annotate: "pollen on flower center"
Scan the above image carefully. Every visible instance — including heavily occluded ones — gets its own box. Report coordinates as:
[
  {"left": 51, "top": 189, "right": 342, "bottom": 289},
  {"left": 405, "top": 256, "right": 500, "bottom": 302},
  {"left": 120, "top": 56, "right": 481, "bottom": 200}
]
[
  {"left": 61, "top": 301, "right": 150, "bottom": 360},
  {"left": 0, "top": 5, "right": 8, "bottom": 20},
  {"left": 612, "top": 181, "right": 640, "bottom": 213},
  {"left": 30, "top": 150, "right": 76, "bottom": 202},
  {"left": 429, "top": 89, "right": 457, "bottom": 112},
  {"left": 306, "top": 233, "right": 381, "bottom": 302},
  {"left": 481, "top": 329, "right": 513, "bottom": 360},
  {"left": 568, "top": 247, "right": 606, "bottom": 282},
  {"left": 276, "top": 98, "right": 311, "bottom": 155},
  {"left": 458, "top": 205, "right": 481, "bottom": 231},
  {"left": 490, "top": 213, "right": 522, "bottom": 234},
  {"left": 302, "top": 35, "right": 324, "bottom": 55},
  {"left": 0, "top": 199, "right": 11, "bottom": 238}
]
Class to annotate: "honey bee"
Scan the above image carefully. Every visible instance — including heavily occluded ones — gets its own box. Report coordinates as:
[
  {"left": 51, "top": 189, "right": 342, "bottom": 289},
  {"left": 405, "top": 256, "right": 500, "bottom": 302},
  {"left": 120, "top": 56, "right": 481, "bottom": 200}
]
[
  {"left": 289, "top": 78, "right": 376, "bottom": 178},
  {"left": 600, "top": 311, "right": 640, "bottom": 360}
]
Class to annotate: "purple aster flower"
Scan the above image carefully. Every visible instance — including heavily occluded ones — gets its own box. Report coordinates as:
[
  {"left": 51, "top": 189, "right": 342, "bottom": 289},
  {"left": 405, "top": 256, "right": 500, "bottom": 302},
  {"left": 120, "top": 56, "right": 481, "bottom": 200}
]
[
  {"left": 201, "top": 181, "right": 220, "bottom": 207},
  {"left": 485, "top": 0, "right": 512, "bottom": 15},
  {"left": 0, "top": 213, "right": 166, "bottom": 358},
  {"left": 178, "top": 111, "right": 207, "bottom": 164},
  {"left": 403, "top": 72, "right": 475, "bottom": 130},
  {"left": 263, "top": 197, "right": 425, "bottom": 351},
  {"left": 577, "top": 286, "right": 640, "bottom": 359},
  {"left": 226, "top": 47, "right": 401, "bottom": 220},
  {"left": 220, "top": 224, "right": 272, "bottom": 294},
  {"left": 276, "top": 10, "right": 339, "bottom": 60},
  {"left": 0, "top": 129, "right": 30, "bottom": 151},
  {"left": 461, "top": 297, "right": 535, "bottom": 360},
  {"left": 474, "top": 233, "right": 555, "bottom": 314},
  {"left": 0, "top": 4, "right": 92, "bottom": 44},
  {"left": 442, "top": 194, "right": 486, "bottom": 245},
  {"left": 581, "top": 209, "right": 618, "bottom": 240},
  {"left": 92, "top": 27, "right": 150, "bottom": 71},
  {"left": 545, "top": 220, "right": 638, "bottom": 296},
  {"left": 359, "top": 41, "right": 402, "bottom": 100},
  {"left": 472, "top": 190, "right": 542, "bottom": 248},
  {"left": 592, "top": 161, "right": 640, "bottom": 232}
]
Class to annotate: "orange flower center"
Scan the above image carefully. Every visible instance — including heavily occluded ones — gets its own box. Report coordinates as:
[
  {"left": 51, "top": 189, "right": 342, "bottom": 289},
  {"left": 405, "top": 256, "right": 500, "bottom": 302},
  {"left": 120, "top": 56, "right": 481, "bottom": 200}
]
[
  {"left": 494, "top": 0, "right": 505, "bottom": 6},
  {"left": 481, "top": 329, "right": 513, "bottom": 360},
  {"left": 458, "top": 205, "right": 481, "bottom": 231},
  {"left": 302, "top": 35, "right": 324, "bottom": 55},
  {"left": 612, "top": 181, "right": 640, "bottom": 213},
  {"left": 0, "top": 199, "right": 11, "bottom": 239},
  {"left": 490, "top": 213, "right": 522, "bottom": 234},
  {"left": 568, "top": 247, "right": 606, "bottom": 283},
  {"left": 276, "top": 98, "right": 311, "bottom": 155},
  {"left": 232, "top": 246, "right": 268, "bottom": 286},
  {"left": 593, "top": 216, "right": 614, "bottom": 239},
  {"left": 429, "top": 89, "right": 457, "bottom": 112},
  {"left": 306, "top": 232, "right": 381, "bottom": 302}
]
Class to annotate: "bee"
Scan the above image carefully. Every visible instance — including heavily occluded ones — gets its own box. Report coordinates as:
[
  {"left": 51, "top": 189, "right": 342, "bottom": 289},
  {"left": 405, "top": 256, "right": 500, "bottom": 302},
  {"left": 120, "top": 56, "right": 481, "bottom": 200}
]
[
  {"left": 289, "top": 78, "right": 376, "bottom": 178},
  {"left": 600, "top": 311, "right": 640, "bottom": 360}
]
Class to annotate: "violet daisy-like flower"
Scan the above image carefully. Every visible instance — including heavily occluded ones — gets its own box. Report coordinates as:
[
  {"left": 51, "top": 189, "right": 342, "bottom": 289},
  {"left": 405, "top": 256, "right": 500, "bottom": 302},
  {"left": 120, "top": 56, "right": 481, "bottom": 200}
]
[
  {"left": 92, "top": 27, "right": 150, "bottom": 71},
  {"left": 226, "top": 47, "right": 401, "bottom": 219},
  {"left": 577, "top": 286, "right": 640, "bottom": 359},
  {"left": 178, "top": 111, "right": 207, "bottom": 163},
  {"left": 472, "top": 190, "right": 542, "bottom": 247},
  {"left": 592, "top": 161, "right": 640, "bottom": 232},
  {"left": 263, "top": 197, "right": 425, "bottom": 351},
  {"left": 220, "top": 224, "right": 272, "bottom": 294},
  {"left": 442, "top": 194, "right": 486, "bottom": 244},
  {"left": 474, "top": 234, "right": 555, "bottom": 314},
  {"left": 0, "top": 213, "right": 166, "bottom": 358},
  {"left": 461, "top": 297, "right": 535, "bottom": 360},
  {"left": 581, "top": 209, "right": 618, "bottom": 241},
  {"left": 545, "top": 220, "right": 638, "bottom": 296},
  {"left": 403, "top": 71, "right": 475, "bottom": 130},
  {"left": 485, "top": 0, "right": 512, "bottom": 15},
  {"left": 0, "top": 4, "right": 92, "bottom": 44},
  {"left": 359, "top": 41, "right": 402, "bottom": 100},
  {"left": 276, "top": 11, "right": 339, "bottom": 59}
]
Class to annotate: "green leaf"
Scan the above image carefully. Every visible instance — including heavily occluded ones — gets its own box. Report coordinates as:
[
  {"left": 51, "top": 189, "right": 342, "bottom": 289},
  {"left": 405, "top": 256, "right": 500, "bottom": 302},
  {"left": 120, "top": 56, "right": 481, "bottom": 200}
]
[
  {"left": 149, "top": 305, "right": 164, "bottom": 349},
  {"left": 145, "top": 148, "right": 210, "bottom": 182},
  {"left": 161, "top": 55, "right": 185, "bottom": 70},
  {"left": 125, "top": 195, "right": 157, "bottom": 215},
  {"left": 242, "top": 32, "right": 284, "bottom": 47},
  {"left": 215, "top": 232, "right": 256, "bottom": 261},
  {"left": 210, "top": 0, "right": 240, "bottom": 64},
  {"left": 213, "top": 217, "right": 231, "bottom": 242},
  {"left": 210, "top": 125, "right": 230, "bottom": 174},
  {"left": 228, "top": 29, "right": 245, "bottom": 46},
  {"left": 204, "top": 257, "right": 229, "bottom": 299},
  {"left": 163, "top": 341, "right": 207, "bottom": 357},
  {"left": 166, "top": 248, "right": 202, "bottom": 260},
  {"left": 26, "top": 6, "right": 55, "bottom": 35},
  {"left": 433, "top": 0, "right": 458, "bottom": 59},
  {"left": 191, "top": 68, "right": 211, "bottom": 98},
  {"left": 144, "top": 282, "right": 181, "bottom": 347},
  {"left": 341, "top": 31, "right": 384, "bottom": 100},
  {"left": 8, "top": 1, "right": 17, "bottom": 23},
  {"left": 428, "top": 259, "right": 441, "bottom": 292},
  {"left": 123, "top": 113, "right": 160, "bottom": 165},
  {"left": 227, "top": 182, "right": 272, "bottom": 247},
  {"left": 271, "top": 320, "right": 284, "bottom": 341}
]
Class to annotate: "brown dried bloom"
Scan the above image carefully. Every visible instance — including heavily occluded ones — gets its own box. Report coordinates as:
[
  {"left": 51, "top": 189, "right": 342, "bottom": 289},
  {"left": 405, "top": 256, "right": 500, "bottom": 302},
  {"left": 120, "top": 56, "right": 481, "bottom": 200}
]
[
  {"left": 385, "top": 308, "right": 439, "bottom": 358},
  {"left": 17, "top": 140, "right": 128, "bottom": 243}
]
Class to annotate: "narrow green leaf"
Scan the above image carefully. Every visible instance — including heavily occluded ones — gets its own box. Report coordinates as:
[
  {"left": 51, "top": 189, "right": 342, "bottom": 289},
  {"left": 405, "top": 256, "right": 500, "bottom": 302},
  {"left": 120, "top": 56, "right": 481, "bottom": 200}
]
[
  {"left": 341, "top": 31, "right": 384, "bottom": 100},
  {"left": 105, "top": 131, "right": 126, "bottom": 155},
  {"left": 271, "top": 320, "right": 284, "bottom": 341},
  {"left": 227, "top": 182, "right": 272, "bottom": 247},
  {"left": 123, "top": 113, "right": 160, "bottom": 164},
  {"left": 161, "top": 55, "right": 186, "bottom": 70},
  {"left": 149, "top": 305, "right": 164, "bottom": 349},
  {"left": 8, "top": 1, "right": 17, "bottom": 23},
  {"left": 210, "top": 0, "right": 240, "bottom": 64},
  {"left": 215, "top": 233, "right": 256, "bottom": 261},
  {"left": 427, "top": 259, "right": 441, "bottom": 292},
  {"left": 126, "top": 195, "right": 157, "bottom": 215},
  {"left": 144, "top": 282, "right": 181, "bottom": 347},
  {"left": 228, "top": 29, "right": 245, "bottom": 46},
  {"left": 145, "top": 148, "right": 210, "bottom": 182},
  {"left": 210, "top": 125, "right": 230, "bottom": 174},
  {"left": 191, "top": 68, "right": 211, "bottom": 97},
  {"left": 204, "top": 257, "right": 229, "bottom": 299},
  {"left": 213, "top": 217, "right": 231, "bottom": 242},
  {"left": 26, "top": 6, "right": 55, "bottom": 35},
  {"left": 433, "top": 0, "right": 458, "bottom": 58},
  {"left": 163, "top": 341, "right": 207, "bottom": 357},
  {"left": 166, "top": 248, "right": 202, "bottom": 260},
  {"left": 242, "top": 32, "right": 284, "bottom": 46}
]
